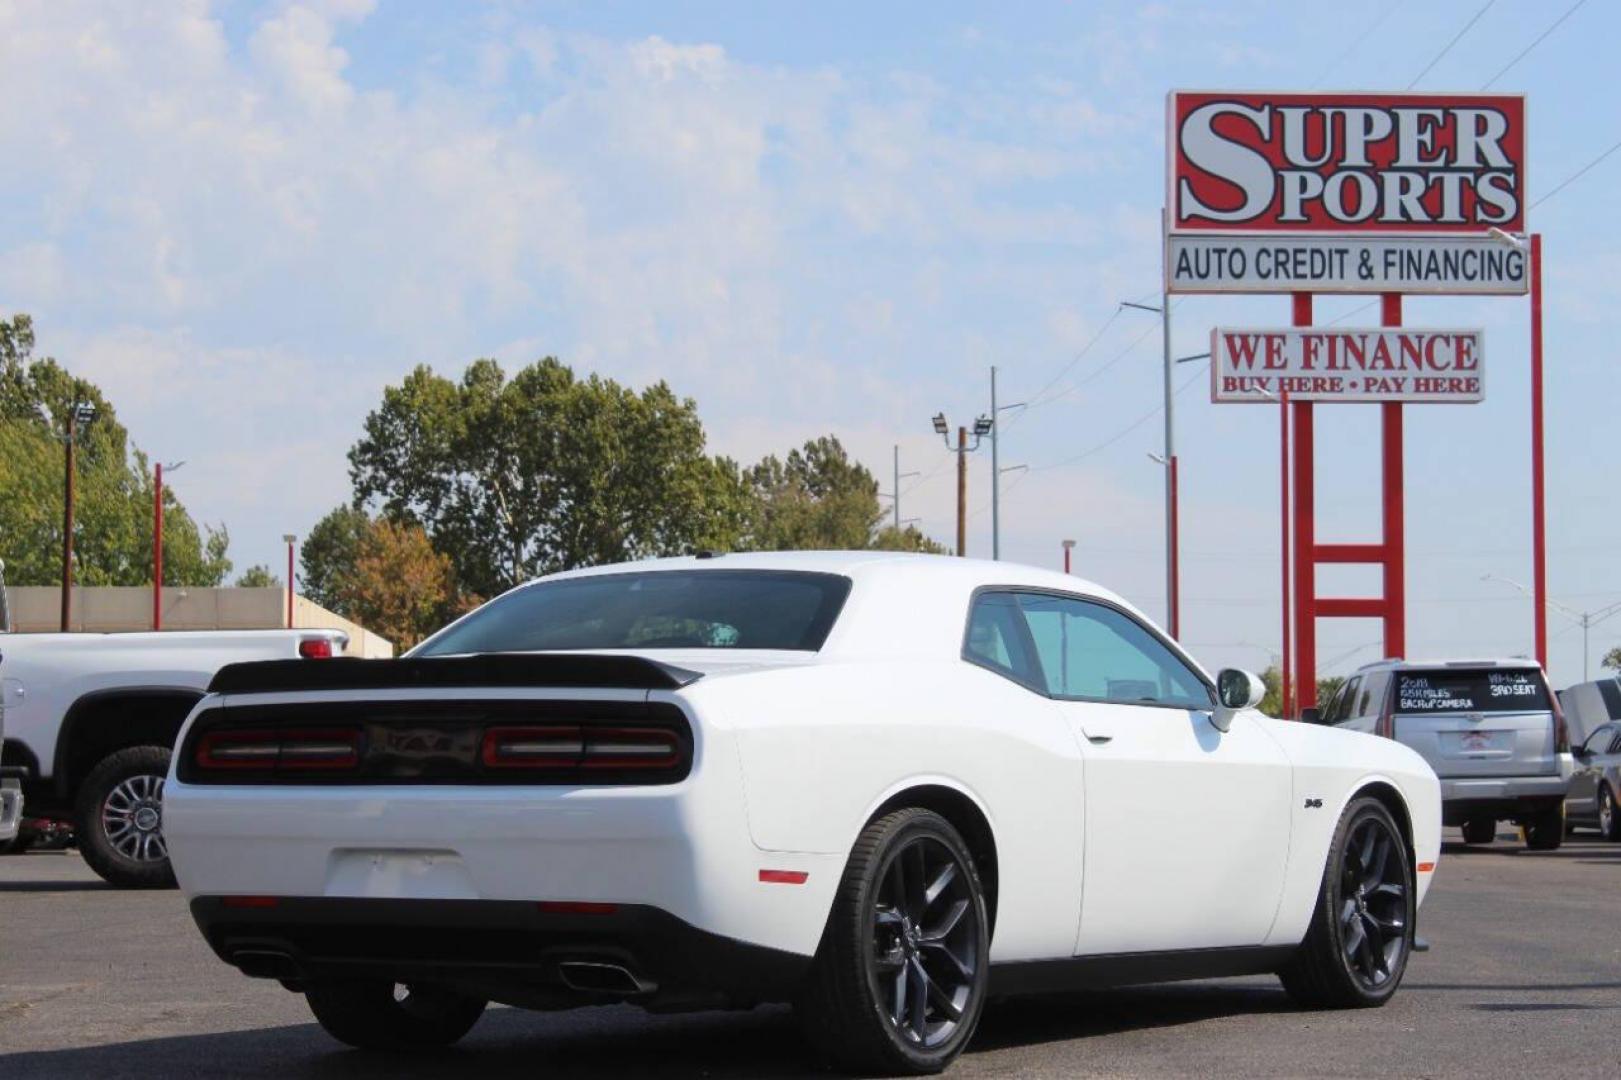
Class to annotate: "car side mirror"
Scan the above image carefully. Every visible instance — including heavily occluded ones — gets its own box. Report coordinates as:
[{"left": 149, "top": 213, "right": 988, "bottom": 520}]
[{"left": 1212, "top": 668, "right": 1266, "bottom": 732}]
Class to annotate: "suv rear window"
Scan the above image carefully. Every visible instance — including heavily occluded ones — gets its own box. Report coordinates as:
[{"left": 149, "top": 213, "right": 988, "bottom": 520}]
[
  {"left": 413, "top": 570, "right": 852, "bottom": 656},
  {"left": 1395, "top": 669, "right": 1550, "bottom": 713}
]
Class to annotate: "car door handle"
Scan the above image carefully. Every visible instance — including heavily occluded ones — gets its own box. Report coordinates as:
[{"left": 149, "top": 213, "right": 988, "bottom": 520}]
[{"left": 1083, "top": 732, "right": 1113, "bottom": 745}]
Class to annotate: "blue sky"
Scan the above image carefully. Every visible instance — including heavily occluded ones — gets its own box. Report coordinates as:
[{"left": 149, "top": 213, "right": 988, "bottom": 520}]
[{"left": 1, "top": 0, "right": 1615, "bottom": 683}]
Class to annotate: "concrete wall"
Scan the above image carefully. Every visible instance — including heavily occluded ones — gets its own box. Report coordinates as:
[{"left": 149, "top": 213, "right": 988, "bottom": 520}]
[{"left": 4, "top": 586, "right": 394, "bottom": 658}]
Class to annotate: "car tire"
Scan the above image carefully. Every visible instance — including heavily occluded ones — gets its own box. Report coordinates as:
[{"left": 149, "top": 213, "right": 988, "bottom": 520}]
[
  {"left": 795, "top": 807, "right": 991, "bottom": 1076},
  {"left": 1521, "top": 804, "right": 1564, "bottom": 851},
  {"left": 305, "top": 981, "right": 486, "bottom": 1050},
  {"left": 1459, "top": 817, "right": 1496, "bottom": 845},
  {"left": 1280, "top": 796, "right": 1415, "bottom": 1009},
  {"left": 74, "top": 746, "right": 177, "bottom": 889},
  {"left": 1599, "top": 785, "right": 1621, "bottom": 843}
]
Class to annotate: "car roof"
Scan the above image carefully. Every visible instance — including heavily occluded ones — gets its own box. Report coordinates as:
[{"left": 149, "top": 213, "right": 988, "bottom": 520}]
[{"left": 1351, "top": 657, "right": 1545, "bottom": 674}]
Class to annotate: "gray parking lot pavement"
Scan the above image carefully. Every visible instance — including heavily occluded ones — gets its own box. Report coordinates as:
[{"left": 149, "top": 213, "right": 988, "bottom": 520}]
[{"left": 2, "top": 831, "right": 1619, "bottom": 1079}]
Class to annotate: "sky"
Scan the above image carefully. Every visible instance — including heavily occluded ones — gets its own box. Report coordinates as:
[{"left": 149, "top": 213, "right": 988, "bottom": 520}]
[{"left": 0, "top": 0, "right": 1615, "bottom": 685}]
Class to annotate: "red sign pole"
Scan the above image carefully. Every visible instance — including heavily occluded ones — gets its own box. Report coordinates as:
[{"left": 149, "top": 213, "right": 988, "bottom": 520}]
[
  {"left": 1291, "top": 294, "right": 1315, "bottom": 715},
  {"left": 1530, "top": 233, "right": 1548, "bottom": 670},
  {"left": 1381, "top": 294, "right": 1407, "bottom": 660},
  {"left": 1279, "top": 388, "right": 1292, "bottom": 720}
]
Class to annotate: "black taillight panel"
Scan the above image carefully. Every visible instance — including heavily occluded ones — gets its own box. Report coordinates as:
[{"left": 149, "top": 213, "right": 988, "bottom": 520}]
[{"left": 178, "top": 699, "right": 692, "bottom": 786}]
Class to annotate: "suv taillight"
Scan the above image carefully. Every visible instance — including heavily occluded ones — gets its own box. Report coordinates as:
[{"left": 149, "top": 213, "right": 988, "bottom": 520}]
[
  {"left": 1375, "top": 680, "right": 1395, "bottom": 740},
  {"left": 298, "top": 638, "right": 335, "bottom": 659}
]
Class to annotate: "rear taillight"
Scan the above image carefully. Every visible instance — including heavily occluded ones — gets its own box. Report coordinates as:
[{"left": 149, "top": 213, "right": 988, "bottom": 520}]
[
  {"left": 480, "top": 725, "right": 681, "bottom": 772},
  {"left": 298, "top": 638, "right": 335, "bottom": 659},
  {"left": 195, "top": 727, "right": 361, "bottom": 775},
  {"left": 1375, "top": 681, "right": 1395, "bottom": 740}
]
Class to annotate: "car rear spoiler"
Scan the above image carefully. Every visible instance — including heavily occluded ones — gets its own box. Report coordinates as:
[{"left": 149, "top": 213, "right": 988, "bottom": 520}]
[{"left": 208, "top": 654, "right": 704, "bottom": 695}]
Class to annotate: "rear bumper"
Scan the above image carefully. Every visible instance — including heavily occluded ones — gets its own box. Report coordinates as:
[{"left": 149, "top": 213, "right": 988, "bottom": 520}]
[
  {"left": 0, "top": 778, "right": 21, "bottom": 843},
  {"left": 190, "top": 896, "right": 810, "bottom": 1007},
  {"left": 1440, "top": 774, "right": 1569, "bottom": 821}
]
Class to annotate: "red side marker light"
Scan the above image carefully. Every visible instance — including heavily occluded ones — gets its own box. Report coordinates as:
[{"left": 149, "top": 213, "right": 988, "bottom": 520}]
[
  {"left": 758, "top": 869, "right": 809, "bottom": 885},
  {"left": 1416, "top": 862, "right": 1436, "bottom": 873},
  {"left": 536, "top": 901, "right": 619, "bottom": 915},
  {"left": 222, "top": 895, "right": 281, "bottom": 909}
]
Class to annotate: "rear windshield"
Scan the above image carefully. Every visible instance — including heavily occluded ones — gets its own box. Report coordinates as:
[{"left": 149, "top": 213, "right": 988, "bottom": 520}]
[
  {"left": 1395, "top": 669, "right": 1550, "bottom": 713},
  {"left": 413, "top": 570, "right": 851, "bottom": 656}
]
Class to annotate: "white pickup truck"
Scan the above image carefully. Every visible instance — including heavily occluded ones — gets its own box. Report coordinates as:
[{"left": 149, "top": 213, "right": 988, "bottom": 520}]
[{"left": 0, "top": 582, "right": 347, "bottom": 886}]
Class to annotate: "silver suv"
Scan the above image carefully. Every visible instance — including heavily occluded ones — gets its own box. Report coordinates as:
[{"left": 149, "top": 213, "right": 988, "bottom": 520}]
[{"left": 1320, "top": 658, "right": 1573, "bottom": 850}]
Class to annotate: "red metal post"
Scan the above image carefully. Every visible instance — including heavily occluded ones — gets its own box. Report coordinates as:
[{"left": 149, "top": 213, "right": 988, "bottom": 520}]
[
  {"left": 1530, "top": 233, "right": 1548, "bottom": 670},
  {"left": 1280, "top": 390, "right": 1292, "bottom": 720},
  {"left": 1291, "top": 293, "right": 1315, "bottom": 715},
  {"left": 153, "top": 462, "right": 164, "bottom": 631},
  {"left": 1063, "top": 545, "right": 1072, "bottom": 575},
  {"left": 1168, "top": 454, "right": 1180, "bottom": 640},
  {"left": 1381, "top": 294, "right": 1406, "bottom": 661},
  {"left": 286, "top": 539, "right": 295, "bottom": 629}
]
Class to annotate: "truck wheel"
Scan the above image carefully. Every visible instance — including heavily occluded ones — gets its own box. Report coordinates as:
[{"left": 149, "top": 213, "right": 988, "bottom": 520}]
[
  {"left": 1459, "top": 817, "right": 1496, "bottom": 845},
  {"left": 75, "top": 746, "right": 177, "bottom": 888},
  {"left": 1520, "top": 804, "right": 1564, "bottom": 851}
]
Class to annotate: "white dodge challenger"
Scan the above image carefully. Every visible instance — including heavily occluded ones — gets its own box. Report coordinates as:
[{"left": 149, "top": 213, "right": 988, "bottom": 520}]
[{"left": 164, "top": 552, "right": 1440, "bottom": 1074}]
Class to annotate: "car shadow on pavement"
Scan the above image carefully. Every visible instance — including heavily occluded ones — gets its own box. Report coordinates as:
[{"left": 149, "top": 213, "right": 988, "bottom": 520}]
[
  {"left": 969, "top": 981, "right": 1292, "bottom": 1053},
  {"left": 1, "top": 983, "right": 1298, "bottom": 1078},
  {"left": 1440, "top": 839, "right": 1621, "bottom": 860},
  {"left": 0, "top": 878, "right": 112, "bottom": 893}
]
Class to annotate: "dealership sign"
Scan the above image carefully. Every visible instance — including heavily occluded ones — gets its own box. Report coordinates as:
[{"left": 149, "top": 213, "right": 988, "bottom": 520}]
[
  {"left": 1210, "top": 328, "right": 1484, "bottom": 403},
  {"left": 1166, "top": 91, "right": 1527, "bottom": 293}
]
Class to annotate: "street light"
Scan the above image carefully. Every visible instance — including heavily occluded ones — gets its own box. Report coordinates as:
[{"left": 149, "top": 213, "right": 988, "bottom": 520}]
[
  {"left": 934, "top": 414, "right": 990, "bottom": 557},
  {"left": 152, "top": 460, "right": 186, "bottom": 630},
  {"left": 283, "top": 534, "right": 297, "bottom": 629},
  {"left": 1061, "top": 538, "right": 1076, "bottom": 575},
  {"left": 1121, "top": 294, "right": 1179, "bottom": 638},
  {"left": 1481, "top": 573, "right": 1621, "bottom": 681}
]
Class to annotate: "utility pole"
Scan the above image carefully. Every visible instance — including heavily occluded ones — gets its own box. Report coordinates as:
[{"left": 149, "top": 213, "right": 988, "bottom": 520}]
[
  {"left": 988, "top": 367, "right": 1025, "bottom": 561},
  {"left": 59, "top": 402, "right": 97, "bottom": 632},
  {"left": 283, "top": 534, "right": 297, "bottom": 629},
  {"left": 883, "top": 445, "right": 920, "bottom": 531},
  {"left": 933, "top": 413, "right": 991, "bottom": 557},
  {"left": 151, "top": 460, "right": 185, "bottom": 631},
  {"left": 1122, "top": 275, "right": 1180, "bottom": 639}
]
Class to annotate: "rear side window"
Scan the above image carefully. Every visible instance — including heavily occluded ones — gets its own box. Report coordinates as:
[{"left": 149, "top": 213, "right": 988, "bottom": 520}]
[
  {"left": 1394, "top": 669, "right": 1550, "bottom": 713},
  {"left": 964, "top": 592, "right": 1043, "bottom": 690}
]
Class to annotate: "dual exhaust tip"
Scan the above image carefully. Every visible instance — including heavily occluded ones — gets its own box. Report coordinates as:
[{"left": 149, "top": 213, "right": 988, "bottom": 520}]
[{"left": 230, "top": 951, "right": 656, "bottom": 997}]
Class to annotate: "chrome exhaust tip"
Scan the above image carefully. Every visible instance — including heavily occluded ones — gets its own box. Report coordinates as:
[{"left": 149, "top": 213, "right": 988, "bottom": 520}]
[{"left": 557, "top": 960, "right": 657, "bottom": 996}]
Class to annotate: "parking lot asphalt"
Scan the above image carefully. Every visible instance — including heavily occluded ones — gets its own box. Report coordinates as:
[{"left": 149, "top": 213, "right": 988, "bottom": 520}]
[{"left": 2, "top": 828, "right": 1618, "bottom": 1079}]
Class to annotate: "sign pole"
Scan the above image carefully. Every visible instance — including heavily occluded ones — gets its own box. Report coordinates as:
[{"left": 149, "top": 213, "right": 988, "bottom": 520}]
[
  {"left": 1280, "top": 388, "right": 1292, "bottom": 720},
  {"left": 1290, "top": 294, "right": 1315, "bottom": 716},
  {"left": 1381, "top": 294, "right": 1406, "bottom": 660},
  {"left": 1531, "top": 233, "right": 1548, "bottom": 670}
]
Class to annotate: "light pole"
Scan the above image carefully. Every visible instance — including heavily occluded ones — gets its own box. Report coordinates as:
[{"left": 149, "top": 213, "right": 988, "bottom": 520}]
[
  {"left": 1122, "top": 295, "right": 1177, "bottom": 637},
  {"left": 1482, "top": 573, "right": 1621, "bottom": 682},
  {"left": 1062, "top": 538, "right": 1076, "bottom": 575},
  {"left": 881, "top": 445, "right": 921, "bottom": 531},
  {"left": 59, "top": 402, "right": 98, "bottom": 632},
  {"left": 283, "top": 534, "right": 297, "bottom": 629},
  {"left": 152, "top": 460, "right": 186, "bottom": 630},
  {"left": 933, "top": 413, "right": 991, "bottom": 557},
  {"left": 988, "top": 366, "right": 1025, "bottom": 561}
]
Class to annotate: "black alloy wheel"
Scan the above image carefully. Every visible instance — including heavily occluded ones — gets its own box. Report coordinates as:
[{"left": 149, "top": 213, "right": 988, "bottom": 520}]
[
  {"left": 797, "top": 807, "right": 990, "bottom": 1075},
  {"left": 1281, "top": 796, "right": 1415, "bottom": 1008},
  {"left": 1337, "top": 816, "right": 1408, "bottom": 991},
  {"left": 869, "top": 834, "right": 981, "bottom": 1050}
]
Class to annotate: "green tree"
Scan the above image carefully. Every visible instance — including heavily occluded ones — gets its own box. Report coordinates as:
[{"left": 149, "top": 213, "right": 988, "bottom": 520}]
[
  {"left": 745, "top": 436, "right": 885, "bottom": 551},
  {"left": 870, "top": 523, "right": 950, "bottom": 554},
  {"left": 300, "top": 505, "right": 371, "bottom": 611},
  {"left": 235, "top": 565, "right": 281, "bottom": 588},
  {"left": 1603, "top": 646, "right": 1620, "bottom": 672},
  {"left": 0, "top": 315, "right": 231, "bottom": 586},
  {"left": 348, "top": 359, "right": 752, "bottom": 598},
  {"left": 1253, "top": 666, "right": 1351, "bottom": 720}
]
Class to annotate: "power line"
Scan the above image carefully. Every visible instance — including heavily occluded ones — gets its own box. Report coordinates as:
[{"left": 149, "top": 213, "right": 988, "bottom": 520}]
[
  {"left": 1310, "top": 2, "right": 1398, "bottom": 90},
  {"left": 1481, "top": 0, "right": 1587, "bottom": 89},
  {"left": 1407, "top": 0, "right": 1497, "bottom": 90},
  {"left": 1531, "top": 136, "right": 1621, "bottom": 211},
  {"left": 1027, "top": 362, "right": 1208, "bottom": 474}
]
